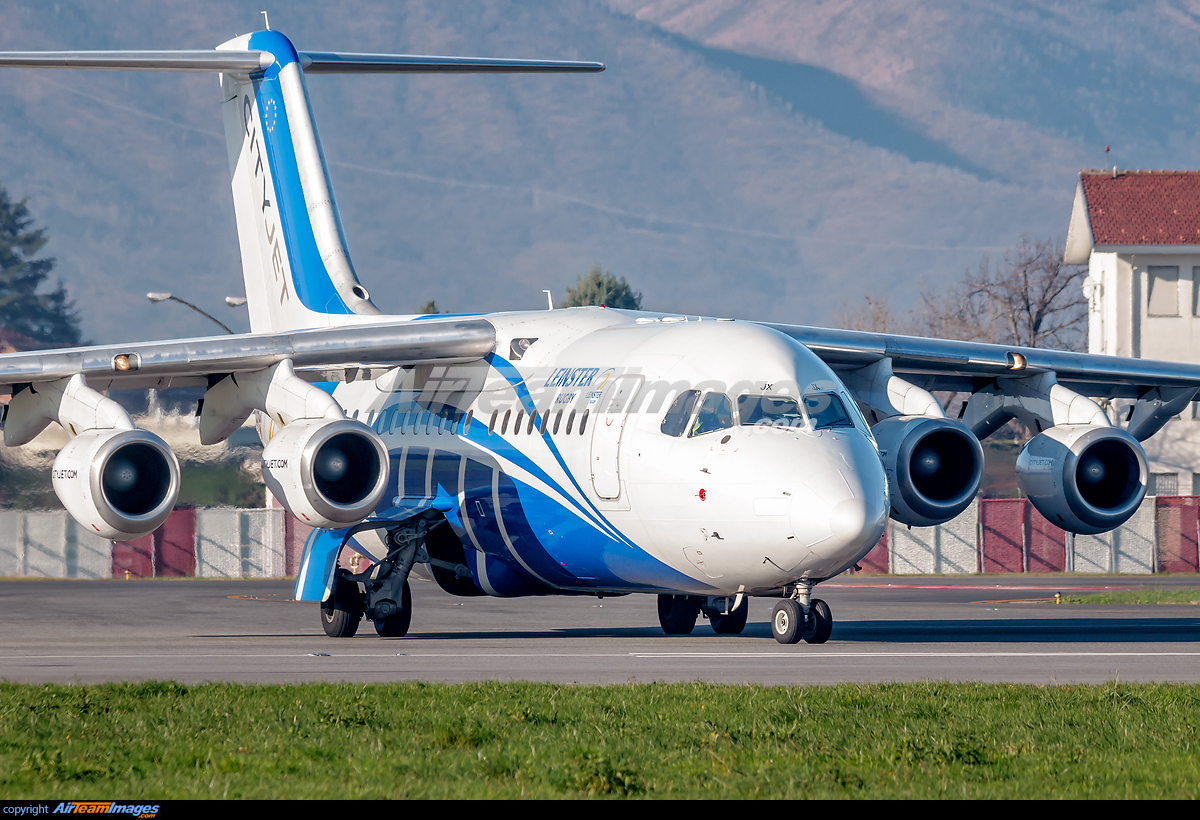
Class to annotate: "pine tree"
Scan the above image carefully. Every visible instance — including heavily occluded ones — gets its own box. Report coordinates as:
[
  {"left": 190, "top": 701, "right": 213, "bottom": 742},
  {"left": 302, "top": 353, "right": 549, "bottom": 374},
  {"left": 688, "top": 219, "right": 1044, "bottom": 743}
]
[
  {"left": 0, "top": 185, "right": 81, "bottom": 346},
  {"left": 560, "top": 263, "right": 642, "bottom": 310}
]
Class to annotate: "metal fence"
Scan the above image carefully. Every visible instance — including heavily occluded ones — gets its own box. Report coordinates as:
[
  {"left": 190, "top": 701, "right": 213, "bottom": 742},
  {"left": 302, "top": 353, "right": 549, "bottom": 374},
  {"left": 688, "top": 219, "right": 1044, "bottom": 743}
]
[{"left": 2, "top": 497, "right": 1199, "bottom": 579}]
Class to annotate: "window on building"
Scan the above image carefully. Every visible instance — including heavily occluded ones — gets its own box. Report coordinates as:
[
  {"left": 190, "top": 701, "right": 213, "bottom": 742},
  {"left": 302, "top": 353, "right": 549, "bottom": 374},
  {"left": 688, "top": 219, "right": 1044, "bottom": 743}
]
[
  {"left": 1192, "top": 473, "right": 1200, "bottom": 496},
  {"left": 1150, "top": 472, "right": 1179, "bottom": 496},
  {"left": 1193, "top": 267, "right": 1200, "bottom": 317},
  {"left": 1147, "top": 266, "right": 1179, "bottom": 316}
]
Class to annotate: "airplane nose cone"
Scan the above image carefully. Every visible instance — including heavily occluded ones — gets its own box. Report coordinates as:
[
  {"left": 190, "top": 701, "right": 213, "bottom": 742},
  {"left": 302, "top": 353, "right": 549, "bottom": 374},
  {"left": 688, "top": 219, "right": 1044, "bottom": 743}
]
[{"left": 830, "top": 497, "right": 870, "bottom": 543}]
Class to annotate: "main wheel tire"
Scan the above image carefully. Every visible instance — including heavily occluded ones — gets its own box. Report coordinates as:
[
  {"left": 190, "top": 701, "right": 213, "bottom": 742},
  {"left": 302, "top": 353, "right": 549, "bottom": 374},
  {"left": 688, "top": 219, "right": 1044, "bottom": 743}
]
[
  {"left": 771, "top": 599, "right": 803, "bottom": 644},
  {"left": 707, "top": 599, "right": 749, "bottom": 635},
  {"left": 374, "top": 579, "right": 413, "bottom": 637},
  {"left": 803, "top": 598, "right": 833, "bottom": 644},
  {"left": 657, "top": 594, "right": 702, "bottom": 635},
  {"left": 320, "top": 572, "right": 365, "bottom": 638}
]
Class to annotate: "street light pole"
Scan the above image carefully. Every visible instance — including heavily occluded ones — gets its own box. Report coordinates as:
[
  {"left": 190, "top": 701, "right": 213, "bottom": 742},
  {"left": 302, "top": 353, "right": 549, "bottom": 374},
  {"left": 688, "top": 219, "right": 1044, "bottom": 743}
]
[{"left": 147, "top": 293, "right": 237, "bottom": 334}]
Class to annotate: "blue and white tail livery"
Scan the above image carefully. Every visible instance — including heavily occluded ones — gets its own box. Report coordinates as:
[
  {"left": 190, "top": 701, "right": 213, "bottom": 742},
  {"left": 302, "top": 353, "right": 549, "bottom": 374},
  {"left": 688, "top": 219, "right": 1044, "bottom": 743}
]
[
  {"left": 1, "top": 25, "right": 1179, "bottom": 645},
  {"left": 218, "top": 31, "right": 379, "bottom": 333}
]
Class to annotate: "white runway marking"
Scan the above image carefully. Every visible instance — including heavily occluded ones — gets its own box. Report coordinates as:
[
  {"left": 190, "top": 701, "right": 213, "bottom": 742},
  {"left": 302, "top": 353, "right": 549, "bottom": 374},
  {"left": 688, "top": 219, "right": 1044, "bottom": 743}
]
[{"left": 6, "top": 650, "right": 1200, "bottom": 661}]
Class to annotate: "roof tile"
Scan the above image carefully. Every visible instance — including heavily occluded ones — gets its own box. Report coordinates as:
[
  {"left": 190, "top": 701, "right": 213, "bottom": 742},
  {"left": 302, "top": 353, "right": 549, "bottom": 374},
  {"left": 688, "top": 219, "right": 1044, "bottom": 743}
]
[{"left": 1080, "top": 170, "right": 1200, "bottom": 245}]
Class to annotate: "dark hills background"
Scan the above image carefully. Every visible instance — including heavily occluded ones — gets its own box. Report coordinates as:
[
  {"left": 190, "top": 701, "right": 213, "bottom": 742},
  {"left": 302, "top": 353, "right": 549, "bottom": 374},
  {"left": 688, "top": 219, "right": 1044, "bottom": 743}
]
[{"left": 2, "top": 0, "right": 1198, "bottom": 344}]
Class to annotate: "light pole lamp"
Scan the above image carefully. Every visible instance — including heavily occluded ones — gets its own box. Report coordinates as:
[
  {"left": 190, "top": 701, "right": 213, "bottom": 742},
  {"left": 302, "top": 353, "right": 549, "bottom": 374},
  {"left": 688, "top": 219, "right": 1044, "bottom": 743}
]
[{"left": 147, "top": 292, "right": 241, "bottom": 334}]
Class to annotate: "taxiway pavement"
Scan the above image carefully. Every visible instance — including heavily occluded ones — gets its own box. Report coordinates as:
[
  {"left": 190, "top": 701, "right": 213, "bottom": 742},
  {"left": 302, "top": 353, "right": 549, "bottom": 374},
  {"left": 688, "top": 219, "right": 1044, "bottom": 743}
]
[{"left": 2, "top": 575, "right": 1199, "bottom": 684}]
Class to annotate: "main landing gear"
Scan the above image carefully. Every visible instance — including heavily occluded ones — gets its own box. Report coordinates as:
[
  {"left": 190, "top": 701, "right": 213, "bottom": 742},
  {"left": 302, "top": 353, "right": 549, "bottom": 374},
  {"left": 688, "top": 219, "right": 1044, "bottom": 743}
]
[
  {"left": 770, "top": 581, "right": 832, "bottom": 645},
  {"left": 320, "top": 510, "right": 442, "bottom": 639},
  {"left": 657, "top": 594, "right": 749, "bottom": 635}
]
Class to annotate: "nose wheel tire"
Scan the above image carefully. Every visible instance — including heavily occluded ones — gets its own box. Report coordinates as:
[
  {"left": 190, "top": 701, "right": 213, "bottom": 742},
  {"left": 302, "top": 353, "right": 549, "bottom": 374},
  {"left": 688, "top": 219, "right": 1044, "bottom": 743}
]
[
  {"left": 705, "top": 599, "right": 749, "bottom": 634},
  {"left": 320, "top": 571, "right": 365, "bottom": 638},
  {"left": 771, "top": 599, "right": 802, "bottom": 644},
  {"left": 373, "top": 579, "right": 413, "bottom": 637},
  {"left": 803, "top": 598, "right": 833, "bottom": 644},
  {"left": 658, "top": 594, "right": 702, "bottom": 634}
]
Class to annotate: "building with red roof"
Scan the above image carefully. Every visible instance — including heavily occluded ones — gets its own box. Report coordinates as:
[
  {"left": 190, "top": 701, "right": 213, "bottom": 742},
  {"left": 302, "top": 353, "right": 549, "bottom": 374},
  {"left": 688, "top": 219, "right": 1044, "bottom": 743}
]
[{"left": 1067, "top": 169, "right": 1200, "bottom": 494}]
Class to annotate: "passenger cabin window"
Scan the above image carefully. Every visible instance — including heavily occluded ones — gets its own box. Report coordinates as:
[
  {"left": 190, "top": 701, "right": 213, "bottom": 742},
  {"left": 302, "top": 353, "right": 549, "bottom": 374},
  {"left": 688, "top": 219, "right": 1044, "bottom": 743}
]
[
  {"left": 501, "top": 410, "right": 511, "bottom": 435},
  {"left": 738, "top": 395, "right": 805, "bottom": 428},
  {"left": 661, "top": 390, "right": 700, "bottom": 437},
  {"left": 514, "top": 410, "right": 525, "bottom": 434},
  {"left": 579, "top": 409, "right": 589, "bottom": 434},
  {"left": 566, "top": 410, "right": 576, "bottom": 435},
  {"left": 803, "top": 393, "right": 855, "bottom": 431},
  {"left": 689, "top": 392, "right": 734, "bottom": 437}
]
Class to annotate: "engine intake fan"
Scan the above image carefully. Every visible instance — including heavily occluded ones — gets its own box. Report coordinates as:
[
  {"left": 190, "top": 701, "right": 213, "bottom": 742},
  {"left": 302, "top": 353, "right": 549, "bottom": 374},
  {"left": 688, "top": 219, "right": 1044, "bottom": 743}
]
[
  {"left": 53, "top": 428, "right": 180, "bottom": 540},
  {"left": 872, "top": 416, "right": 984, "bottom": 527},
  {"left": 262, "top": 418, "right": 389, "bottom": 528},
  {"left": 1016, "top": 424, "right": 1147, "bottom": 534}
]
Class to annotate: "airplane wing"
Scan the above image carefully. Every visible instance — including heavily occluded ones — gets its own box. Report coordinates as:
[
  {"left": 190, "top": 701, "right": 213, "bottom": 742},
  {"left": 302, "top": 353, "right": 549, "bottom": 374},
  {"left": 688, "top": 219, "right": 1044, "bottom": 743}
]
[
  {"left": 0, "top": 317, "right": 495, "bottom": 393},
  {"left": 765, "top": 322, "right": 1200, "bottom": 398}
]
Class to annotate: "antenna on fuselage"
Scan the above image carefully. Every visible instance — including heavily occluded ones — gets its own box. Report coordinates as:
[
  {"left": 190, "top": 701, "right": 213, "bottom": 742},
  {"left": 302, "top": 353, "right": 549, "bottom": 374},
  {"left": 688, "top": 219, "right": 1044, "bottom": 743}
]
[
  {"left": 261, "top": 11, "right": 271, "bottom": 31},
  {"left": 543, "top": 290, "right": 554, "bottom": 310}
]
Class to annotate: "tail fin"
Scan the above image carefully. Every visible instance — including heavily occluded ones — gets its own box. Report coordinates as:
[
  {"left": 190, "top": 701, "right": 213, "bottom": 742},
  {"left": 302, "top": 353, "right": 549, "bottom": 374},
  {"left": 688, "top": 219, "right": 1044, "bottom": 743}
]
[
  {"left": 0, "top": 34, "right": 603, "bottom": 333},
  {"left": 218, "top": 31, "right": 378, "bottom": 333}
]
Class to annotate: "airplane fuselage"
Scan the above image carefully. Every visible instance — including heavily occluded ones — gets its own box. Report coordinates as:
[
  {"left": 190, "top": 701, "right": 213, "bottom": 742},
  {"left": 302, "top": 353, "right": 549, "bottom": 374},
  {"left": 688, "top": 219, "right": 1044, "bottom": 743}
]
[{"left": 315, "top": 307, "right": 890, "bottom": 598}]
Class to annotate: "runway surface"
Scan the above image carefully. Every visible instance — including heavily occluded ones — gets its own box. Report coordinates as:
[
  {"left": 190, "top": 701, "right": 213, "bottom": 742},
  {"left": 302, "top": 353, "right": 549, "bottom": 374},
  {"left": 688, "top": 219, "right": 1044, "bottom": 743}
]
[{"left": 3, "top": 575, "right": 1199, "bottom": 684}]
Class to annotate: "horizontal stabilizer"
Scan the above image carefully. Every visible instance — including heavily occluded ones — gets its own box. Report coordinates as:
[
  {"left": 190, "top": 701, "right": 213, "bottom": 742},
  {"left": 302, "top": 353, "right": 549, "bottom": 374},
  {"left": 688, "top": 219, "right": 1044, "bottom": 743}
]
[
  {"left": 298, "top": 52, "right": 605, "bottom": 73},
  {"left": 0, "top": 50, "right": 603, "bottom": 74},
  {"left": 0, "top": 50, "right": 271, "bottom": 72}
]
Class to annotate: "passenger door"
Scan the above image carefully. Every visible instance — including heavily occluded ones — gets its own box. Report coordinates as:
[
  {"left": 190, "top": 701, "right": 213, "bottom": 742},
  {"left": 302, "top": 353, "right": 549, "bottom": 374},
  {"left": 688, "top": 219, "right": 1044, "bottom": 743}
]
[{"left": 589, "top": 375, "right": 644, "bottom": 500}]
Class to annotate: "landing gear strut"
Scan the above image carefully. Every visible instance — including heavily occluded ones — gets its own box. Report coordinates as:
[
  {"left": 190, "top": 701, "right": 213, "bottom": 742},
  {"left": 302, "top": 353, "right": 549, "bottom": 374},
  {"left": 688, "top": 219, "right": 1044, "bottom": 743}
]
[
  {"left": 319, "top": 510, "right": 443, "bottom": 638},
  {"left": 771, "top": 581, "right": 833, "bottom": 645}
]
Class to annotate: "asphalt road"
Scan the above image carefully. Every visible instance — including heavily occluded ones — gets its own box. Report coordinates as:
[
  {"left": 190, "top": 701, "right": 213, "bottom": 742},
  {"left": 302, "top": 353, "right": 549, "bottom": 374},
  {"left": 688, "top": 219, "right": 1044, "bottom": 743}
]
[{"left": 2, "top": 574, "right": 1199, "bottom": 684}]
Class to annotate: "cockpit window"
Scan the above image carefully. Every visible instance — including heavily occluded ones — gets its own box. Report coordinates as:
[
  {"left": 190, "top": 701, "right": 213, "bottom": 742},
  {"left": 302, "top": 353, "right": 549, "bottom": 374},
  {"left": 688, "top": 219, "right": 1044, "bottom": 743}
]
[
  {"left": 738, "top": 395, "right": 805, "bottom": 428},
  {"left": 803, "top": 392, "right": 855, "bottom": 430},
  {"left": 689, "top": 392, "right": 734, "bottom": 437},
  {"left": 661, "top": 390, "right": 700, "bottom": 437}
]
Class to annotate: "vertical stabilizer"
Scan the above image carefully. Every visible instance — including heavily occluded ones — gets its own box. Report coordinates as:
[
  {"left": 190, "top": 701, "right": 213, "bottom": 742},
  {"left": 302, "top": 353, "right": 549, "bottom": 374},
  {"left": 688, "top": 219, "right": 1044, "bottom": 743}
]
[{"left": 218, "top": 31, "right": 380, "bottom": 332}]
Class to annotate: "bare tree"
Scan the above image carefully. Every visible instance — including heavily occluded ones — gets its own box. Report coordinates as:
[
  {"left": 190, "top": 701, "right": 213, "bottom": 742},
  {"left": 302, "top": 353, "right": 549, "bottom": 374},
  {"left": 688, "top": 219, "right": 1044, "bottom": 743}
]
[
  {"left": 919, "top": 236, "right": 1086, "bottom": 351},
  {"left": 832, "top": 295, "right": 914, "bottom": 335}
]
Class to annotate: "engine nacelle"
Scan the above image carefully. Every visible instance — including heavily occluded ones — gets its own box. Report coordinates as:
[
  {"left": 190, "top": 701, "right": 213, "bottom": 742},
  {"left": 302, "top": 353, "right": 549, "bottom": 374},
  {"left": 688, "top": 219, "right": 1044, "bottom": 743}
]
[
  {"left": 872, "top": 415, "right": 984, "bottom": 527},
  {"left": 1016, "top": 424, "right": 1147, "bottom": 535},
  {"left": 262, "top": 418, "right": 389, "bottom": 528},
  {"left": 52, "top": 428, "right": 180, "bottom": 540}
]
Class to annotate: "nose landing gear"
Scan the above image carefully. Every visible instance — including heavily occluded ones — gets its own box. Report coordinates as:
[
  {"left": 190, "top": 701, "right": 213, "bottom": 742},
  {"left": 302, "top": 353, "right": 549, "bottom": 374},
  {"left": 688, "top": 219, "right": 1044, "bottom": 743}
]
[{"left": 771, "top": 582, "right": 832, "bottom": 645}]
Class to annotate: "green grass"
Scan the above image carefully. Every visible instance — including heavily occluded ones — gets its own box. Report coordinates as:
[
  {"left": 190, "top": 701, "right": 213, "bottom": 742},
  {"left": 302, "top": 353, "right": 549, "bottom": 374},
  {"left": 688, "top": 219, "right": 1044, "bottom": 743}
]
[
  {"left": 3, "top": 682, "right": 1200, "bottom": 798},
  {"left": 1061, "top": 589, "right": 1200, "bottom": 605}
]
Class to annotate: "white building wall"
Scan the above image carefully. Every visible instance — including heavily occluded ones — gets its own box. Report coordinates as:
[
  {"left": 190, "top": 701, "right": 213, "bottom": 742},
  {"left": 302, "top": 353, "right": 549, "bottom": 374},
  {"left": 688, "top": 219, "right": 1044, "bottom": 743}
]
[{"left": 1089, "top": 248, "right": 1200, "bottom": 493}]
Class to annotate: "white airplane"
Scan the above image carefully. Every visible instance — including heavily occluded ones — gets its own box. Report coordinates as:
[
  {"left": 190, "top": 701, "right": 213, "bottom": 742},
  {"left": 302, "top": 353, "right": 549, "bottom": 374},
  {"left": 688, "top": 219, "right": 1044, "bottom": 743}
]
[{"left": 0, "top": 27, "right": 1194, "bottom": 645}]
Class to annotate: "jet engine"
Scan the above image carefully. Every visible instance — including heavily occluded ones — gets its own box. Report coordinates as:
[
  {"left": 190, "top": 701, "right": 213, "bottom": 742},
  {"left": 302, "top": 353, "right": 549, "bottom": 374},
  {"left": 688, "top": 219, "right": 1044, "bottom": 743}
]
[
  {"left": 52, "top": 428, "right": 180, "bottom": 540},
  {"left": 1016, "top": 424, "right": 1147, "bottom": 535},
  {"left": 261, "top": 418, "right": 389, "bottom": 528},
  {"left": 871, "top": 415, "right": 984, "bottom": 527}
]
